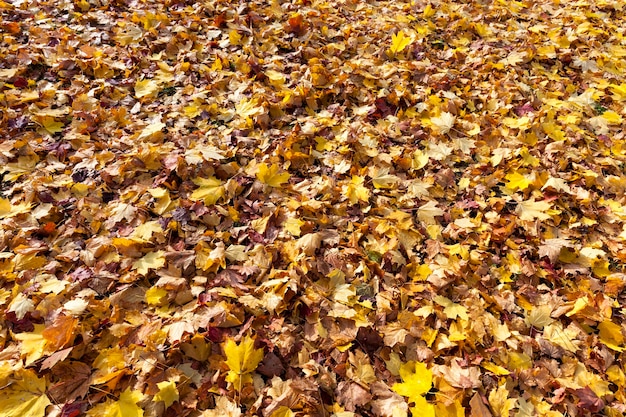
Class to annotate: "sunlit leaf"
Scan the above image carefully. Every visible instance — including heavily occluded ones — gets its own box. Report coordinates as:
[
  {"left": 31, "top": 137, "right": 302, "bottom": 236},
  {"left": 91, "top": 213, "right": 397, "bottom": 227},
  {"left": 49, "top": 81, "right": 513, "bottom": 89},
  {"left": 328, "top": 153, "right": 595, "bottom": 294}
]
[
  {"left": 86, "top": 388, "right": 144, "bottom": 417},
  {"left": 135, "top": 79, "right": 159, "bottom": 98},
  {"left": 132, "top": 251, "right": 166, "bottom": 275},
  {"left": 191, "top": 177, "right": 225, "bottom": 205},
  {"left": 154, "top": 380, "right": 179, "bottom": 408},
  {"left": 0, "top": 368, "right": 50, "bottom": 417},
  {"left": 257, "top": 163, "right": 290, "bottom": 187},
  {"left": 516, "top": 199, "right": 552, "bottom": 221},
  {"left": 389, "top": 31, "right": 413, "bottom": 55},
  {"left": 223, "top": 335, "right": 264, "bottom": 388}
]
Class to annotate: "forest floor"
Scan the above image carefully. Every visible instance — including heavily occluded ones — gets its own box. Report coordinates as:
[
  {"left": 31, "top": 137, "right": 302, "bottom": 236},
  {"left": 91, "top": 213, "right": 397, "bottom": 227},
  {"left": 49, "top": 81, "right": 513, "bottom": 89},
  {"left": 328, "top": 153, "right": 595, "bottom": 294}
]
[{"left": 2, "top": 1, "right": 626, "bottom": 416}]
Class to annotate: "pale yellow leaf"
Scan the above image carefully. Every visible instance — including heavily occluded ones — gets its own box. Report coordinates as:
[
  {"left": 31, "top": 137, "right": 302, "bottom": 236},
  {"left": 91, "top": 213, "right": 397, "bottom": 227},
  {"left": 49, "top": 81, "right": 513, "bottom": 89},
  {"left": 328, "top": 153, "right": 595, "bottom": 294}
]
[
  {"left": 488, "top": 383, "right": 517, "bottom": 417},
  {"left": 516, "top": 199, "right": 552, "bottom": 221},
  {"left": 191, "top": 177, "right": 225, "bottom": 205},
  {"left": 417, "top": 201, "right": 444, "bottom": 225},
  {"left": 135, "top": 79, "right": 159, "bottom": 98},
  {"left": 132, "top": 251, "right": 166, "bottom": 275},
  {"left": 430, "top": 112, "right": 456, "bottom": 134}
]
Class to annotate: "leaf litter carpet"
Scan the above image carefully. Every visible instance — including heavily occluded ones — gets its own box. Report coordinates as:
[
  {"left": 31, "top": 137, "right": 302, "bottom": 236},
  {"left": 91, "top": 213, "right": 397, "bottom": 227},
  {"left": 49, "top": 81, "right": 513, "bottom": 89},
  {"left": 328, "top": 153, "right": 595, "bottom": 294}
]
[{"left": 2, "top": 0, "right": 626, "bottom": 416}]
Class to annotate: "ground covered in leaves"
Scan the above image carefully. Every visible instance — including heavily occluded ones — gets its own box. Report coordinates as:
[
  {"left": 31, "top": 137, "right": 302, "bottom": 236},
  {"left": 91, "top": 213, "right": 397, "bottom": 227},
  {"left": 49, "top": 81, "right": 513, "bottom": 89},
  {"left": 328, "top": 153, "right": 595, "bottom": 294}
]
[{"left": 2, "top": 0, "right": 626, "bottom": 416}]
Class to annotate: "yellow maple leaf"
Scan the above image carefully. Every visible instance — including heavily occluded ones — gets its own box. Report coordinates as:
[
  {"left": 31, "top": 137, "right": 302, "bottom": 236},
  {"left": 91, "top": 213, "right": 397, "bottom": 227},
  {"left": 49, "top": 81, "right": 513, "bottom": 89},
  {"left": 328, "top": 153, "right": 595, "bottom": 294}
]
[
  {"left": 371, "top": 169, "right": 400, "bottom": 189},
  {"left": 417, "top": 200, "right": 444, "bottom": 225},
  {"left": 488, "top": 383, "right": 517, "bottom": 417},
  {"left": 137, "top": 121, "right": 165, "bottom": 140},
  {"left": 145, "top": 286, "right": 168, "bottom": 305},
  {"left": 190, "top": 176, "right": 225, "bottom": 205},
  {"left": 505, "top": 171, "right": 532, "bottom": 191},
  {"left": 154, "top": 380, "right": 179, "bottom": 408},
  {"left": 601, "top": 110, "right": 623, "bottom": 124},
  {"left": 0, "top": 367, "right": 50, "bottom": 417},
  {"left": 257, "top": 163, "right": 290, "bottom": 187},
  {"left": 502, "top": 116, "right": 531, "bottom": 130},
  {"left": 14, "top": 324, "right": 48, "bottom": 365},
  {"left": 516, "top": 199, "right": 552, "bottom": 221},
  {"left": 132, "top": 251, "right": 166, "bottom": 275},
  {"left": 38, "top": 116, "right": 64, "bottom": 134},
  {"left": 435, "top": 399, "right": 465, "bottom": 417},
  {"left": 130, "top": 221, "right": 163, "bottom": 242},
  {"left": 433, "top": 295, "right": 469, "bottom": 320},
  {"left": 270, "top": 406, "right": 295, "bottom": 417},
  {"left": 223, "top": 335, "right": 264, "bottom": 390},
  {"left": 135, "top": 79, "right": 159, "bottom": 98},
  {"left": 284, "top": 217, "right": 305, "bottom": 236},
  {"left": 430, "top": 112, "right": 456, "bottom": 135},
  {"left": 609, "top": 83, "right": 626, "bottom": 101},
  {"left": 598, "top": 320, "right": 625, "bottom": 352},
  {"left": 525, "top": 305, "right": 553, "bottom": 329},
  {"left": 482, "top": 362, "right": 510, "bottom": 376},
  {"left": 343, "top": 175, "right": 370, "bottom": 204},
  {"left": 1, "top": 156, "right": 38, "bottom": 182},
  {"left": 389, "top": 30, "right": 413, "bottom": 55},
  {"left": 86, "top": 388, "right": 144, "bottom": 417},
  {"left": 392, "top": 361, "right": 435, "bottom": 417},
  {"left": 0, "top": 198, "right": 30, "bottom": 219},
  {"left": 229, "top": 29, "right": 242, "bottom": 45},
  {"left": 236, "top": 97, "right": 264, "bottom": 118}
]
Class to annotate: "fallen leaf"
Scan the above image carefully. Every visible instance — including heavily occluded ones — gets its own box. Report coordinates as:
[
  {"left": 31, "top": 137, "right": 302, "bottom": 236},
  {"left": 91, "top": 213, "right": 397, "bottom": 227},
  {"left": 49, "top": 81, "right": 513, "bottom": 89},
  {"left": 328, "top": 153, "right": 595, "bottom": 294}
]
[
  {"left": 389, "top": 31, "right": 413, "bottom": 55},
  {"left": 223, "top": 335, "right": 264, "bottom": 389}
]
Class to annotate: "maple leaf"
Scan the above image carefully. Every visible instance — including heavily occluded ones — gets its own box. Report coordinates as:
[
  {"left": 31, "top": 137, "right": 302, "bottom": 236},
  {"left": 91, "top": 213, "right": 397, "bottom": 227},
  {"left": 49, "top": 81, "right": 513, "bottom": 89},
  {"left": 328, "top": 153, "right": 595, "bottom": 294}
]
[
  {"left": 430, "top": 112, "right": 456, "bottom": 135},
  {"left": 201, "top": 396, "right": 242, "bottom": 417},
  {"left": 488, "top": 384, "right": 517, "bottom": 417},
  {"left": 392, "top": 361, "right": 435, "bottom": 417},
  {"left": 190, "top": 176, "right": 225, "bottom": 205},
  {"left": 135, "top": 79, "right": 159, "bottom": 98},
  {"left": 8, "top": 292, "right": 34, "bottom": 319},
  {"left": 37, "top": 116, "right": 64, "bottom": 134},
  {"left": 389, "top": 30, "right": 413, "bottom": 55},
  {"left": 433, "top": 295, "right": 469, "bottom": 320},
  {"left": 0, "top": 367, "right": 50, "bottom": 417},
  {"left": 145, "top": 286, "right": 168, "bottom": 305},
  {"left": 223, "top": 335, "right": 264, "bottom": 389},
  {"left": 0, "top": 198, "right": 31, "bottom": 219},
  {"left": 132, "top": 251, "right": 166, "bottom": 275},
  {"left": 515, "top": 199, "right": 552, "bottom": 221},
  {"left": 137, "top": 120, "right": 166, "bottom": 140},
  {"left": 257, "top": 163, "right": 290, "bottom": 187},
  {"left": 86, "top": 388, "right": 144, "bottom": 417},
  {"left": 525, "top": 305, "right": 553, "bottom": 329},
  {"left": 502, "top": 116, "right": 531, "bottom": 130},
  {"left": 14, "top": 324, "right": 49, "bottom": 365},
  {"left": 417, "top": 200, "right": 444, "bottom": 225},
  {"left": 505, "top": 171, "right": 532, "bottom": 191},
  {"left": 154, "top": 380, "right": 179, "bottom": 408},
  {"left": 343, "top": 175, "right": 370, "bottom": 204},
  {"left": 371, "top": 168, "right": 400, "bottom": 189},
  {"left": 538, "top": 238, "right": 573, "bottom": 262},
  {"left": 438, "top": 359, "right": 481, "bottom": 389},
  {"left": 42, "top": 314, "right": 77, "bottom": 351},
  {"left": 598, "top": 320, "right": 625, "bottom": 352}
]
